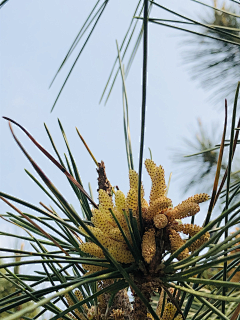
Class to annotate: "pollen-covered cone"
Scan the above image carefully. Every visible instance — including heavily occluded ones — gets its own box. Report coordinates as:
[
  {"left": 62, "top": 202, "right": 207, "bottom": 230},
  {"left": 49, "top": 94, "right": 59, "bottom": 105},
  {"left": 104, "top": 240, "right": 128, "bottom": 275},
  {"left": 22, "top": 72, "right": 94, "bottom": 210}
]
[
  {"left": 111, "top": 208, "right": 129, "bottom": 231},
  {"left": 126, "top": 188, "right": 138, "bottom": 212},
  {"left": 115, "top": 190, "right": 126, "bottom": 212},
  {"left": 169, "top": 201, "right": 200, "bottom": 221},
  {"left": 80, "top": 235, "right": 134, "bottom": 263},
  {"left": 187, "top": 193, "right": 209, "bottom": 204},
  {"left": 188, "top": 235, "right": 211, "bottom": 252},
  {"left": 74, "top": 290, "right": 88, "bottom": 312},
  {"left": 149, "top": 165, "right": 166, "bottom": 204},
  {"left": 145, "top": 159, "right": 157, "bottom": 181},
  {"left": 167, "top": 193, "right": 209, "bottom": 221},
  {"left": 98, "top": 189, "right": 114, "bottom": 211},
  {"left": 129, "top": 169, "right": 144, "bottom": 198},
  {"left": 174, "top": 224, "right": 210, "bottom": 252},
  {"left": 98, "top": 204, "right": 117, "bottom": 226},
  {"left": 141, "top": 228, "right": 156, "bottom": 263},
  {"left": 79, "top": 242, "right": 105, "bottom": 258},
  {"left": 174, "top": 223, "right": 207, "bottom": 237},
  {"left": 91, "top": 206, "right": 118, "bottom": 234},
  {"left": 80, "top": 186, "right": 137, "bottom": 264},
  {"left": 79, "top": 225, "right": 119, "bottom": 248},
  {"left": 126, "top": 170, "right": 144, "bottom": 218},
  {"left": 145, "top": 196, "right": 172, "bottom": 221},
  {"left": 161, "top": 302, "right": 177, "bottom": 320},
  {"left": 108, "top": 242, "right": 134, "bottom": 263},
  {"left": 109, "top": 227, "right": 129, "bottom": 243},
  {"left": 169, "top": 229, "right": 189, "bottom": 260},
  {"left": 141, "top": 198, "right": 149, "bottom": 220},
  {"left": 154, "top": 213, "right": 168, "bottom": 229}
]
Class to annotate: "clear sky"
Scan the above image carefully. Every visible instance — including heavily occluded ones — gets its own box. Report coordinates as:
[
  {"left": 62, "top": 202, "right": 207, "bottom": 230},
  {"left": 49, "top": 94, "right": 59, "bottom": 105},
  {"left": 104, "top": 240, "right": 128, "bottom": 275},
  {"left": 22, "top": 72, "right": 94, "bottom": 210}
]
[{"left": 0, "top": 0, "right": 229, "bottom": 249}]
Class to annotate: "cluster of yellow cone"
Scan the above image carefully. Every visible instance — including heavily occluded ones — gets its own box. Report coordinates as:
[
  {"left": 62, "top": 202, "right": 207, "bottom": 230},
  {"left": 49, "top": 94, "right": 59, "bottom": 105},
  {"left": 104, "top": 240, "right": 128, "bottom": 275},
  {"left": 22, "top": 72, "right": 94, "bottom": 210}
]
[
  {"left": 79, "top": 187, "right": 135, "bottom": 264},
  {"left": 79, "top": 159, "right": 210, "bottom": 266},
  {"left": 141, "top": 159, "right": 210, "bottom": 262}
]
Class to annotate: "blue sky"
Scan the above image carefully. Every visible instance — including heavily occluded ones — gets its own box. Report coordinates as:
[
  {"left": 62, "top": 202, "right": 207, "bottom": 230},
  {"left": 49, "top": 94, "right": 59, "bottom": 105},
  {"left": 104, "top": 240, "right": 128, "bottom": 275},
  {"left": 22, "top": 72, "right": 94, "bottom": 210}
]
[{"left": 0, "top": 0, "right": 228, "bottom": 247}]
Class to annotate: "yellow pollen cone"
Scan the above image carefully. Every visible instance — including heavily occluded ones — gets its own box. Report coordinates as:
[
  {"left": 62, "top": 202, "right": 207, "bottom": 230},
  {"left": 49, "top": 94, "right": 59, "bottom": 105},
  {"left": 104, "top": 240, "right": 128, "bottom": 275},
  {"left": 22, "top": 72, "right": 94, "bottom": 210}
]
[
  {"left": 115, "top": 190, "right": 126, "bottom": 212},
  {"left": 108, "top": 243, "right": 134, "bottom": 263},
  {"left": 126, "top": 188, "right": 138, "bottom": 212},
  {"left": 145, "top": 158, "right": 157, "bottom": 181},
  {"left": 154, "top": 213, "right": 168, "bottom": 229},
  {"left": 142, "top": 228, "right": 156, "bottom": 264},
  {"left": 161, "top": 302, "right": 177, "bottom": 320},
  {"left": 150, "top": 165, "right": 166, "bottom": 204},
  {"left": 172, "top": 201, "right": 200, "bottom": 220},
  {"left": 98, "top": 189, "right": 114, "bottom": 211},
  {"left": 187, "top": 193, "right": 209, "bottom": 204},
  {"left": 169, "top": 229, "right": 189, "bottom": 261},
  {"left": 79, "top": 242, "right": 105, "bottom": 258},
  {"left": 146, "top": 196, "right": 172, "bottom": 221}
]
